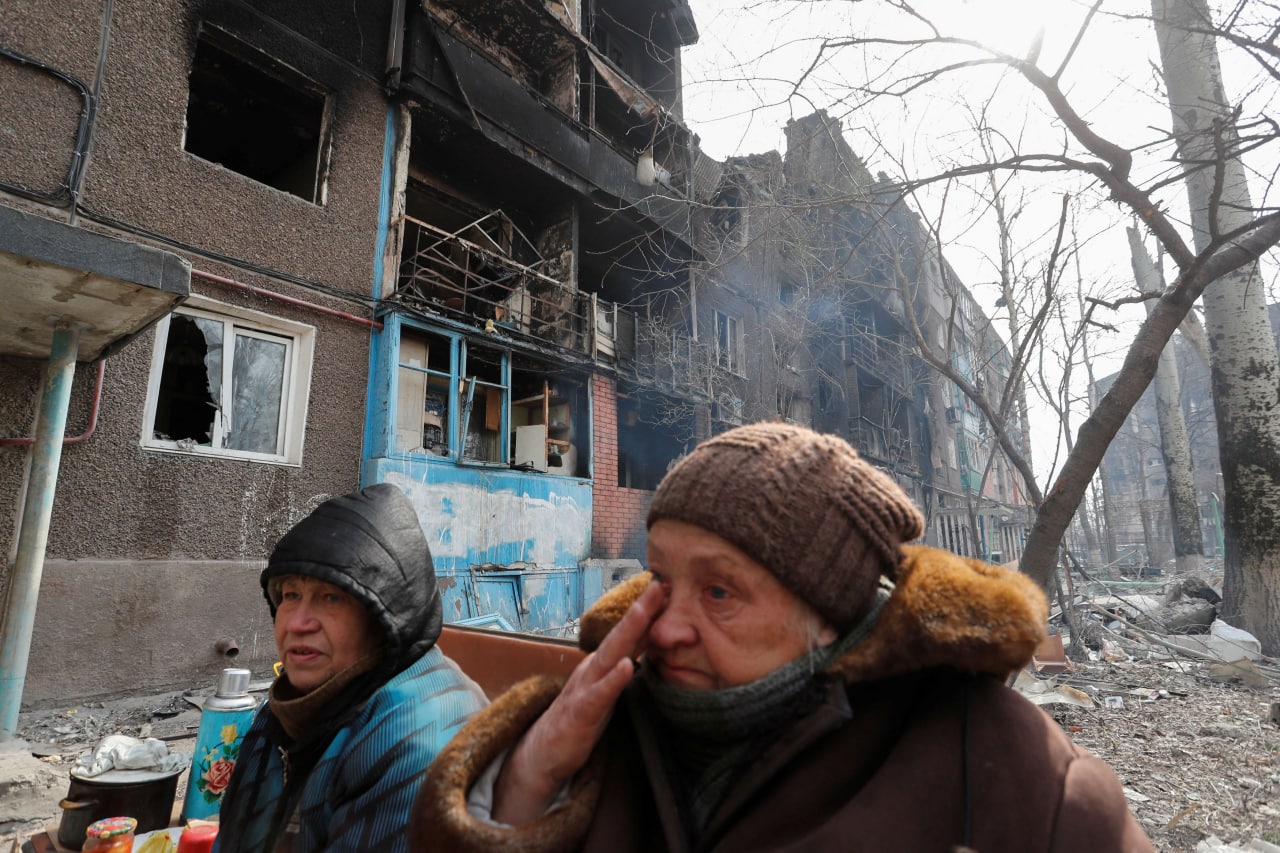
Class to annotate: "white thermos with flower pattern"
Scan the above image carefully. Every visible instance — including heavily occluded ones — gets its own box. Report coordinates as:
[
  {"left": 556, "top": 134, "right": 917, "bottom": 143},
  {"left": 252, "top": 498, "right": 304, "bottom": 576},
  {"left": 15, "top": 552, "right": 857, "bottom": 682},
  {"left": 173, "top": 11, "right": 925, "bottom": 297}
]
[{"left": 182, "top": 668, "right": 258, "bottom": 821}]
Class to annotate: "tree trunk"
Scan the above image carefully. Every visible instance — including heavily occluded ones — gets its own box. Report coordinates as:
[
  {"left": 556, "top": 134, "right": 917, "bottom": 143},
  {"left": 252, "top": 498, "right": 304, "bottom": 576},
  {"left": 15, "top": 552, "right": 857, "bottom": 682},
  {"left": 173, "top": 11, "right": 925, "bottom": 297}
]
[
  {"left": 1154, "top": 0, "right": 1280, "bottom": 652},
  {"left": 1097, "top": 465, "right": 1119, "bottom": 567},
  {"left": 1128, "top": 226, "right": 1205, "bottom": 575}
]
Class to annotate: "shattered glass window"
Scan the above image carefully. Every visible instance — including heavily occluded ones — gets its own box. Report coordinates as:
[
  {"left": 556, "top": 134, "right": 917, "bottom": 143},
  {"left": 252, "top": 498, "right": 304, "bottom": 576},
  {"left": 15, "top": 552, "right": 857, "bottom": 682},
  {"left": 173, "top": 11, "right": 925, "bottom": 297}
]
[
  {"left": 228, "top": 332, "right": 287, "bottom": 454},
  {"left": 460, "top": 343, "right": 507, "bottom": 464},
  {"left": 148, "top": 308, "right": 298, "bottom": 461}
]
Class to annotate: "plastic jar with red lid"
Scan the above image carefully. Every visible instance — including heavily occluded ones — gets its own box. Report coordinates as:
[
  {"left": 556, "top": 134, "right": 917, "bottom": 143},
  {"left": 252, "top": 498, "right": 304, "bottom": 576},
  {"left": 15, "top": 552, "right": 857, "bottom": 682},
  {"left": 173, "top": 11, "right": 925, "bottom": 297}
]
[{"left": 83, "top": 816, "right": 137, "bottom": 853}]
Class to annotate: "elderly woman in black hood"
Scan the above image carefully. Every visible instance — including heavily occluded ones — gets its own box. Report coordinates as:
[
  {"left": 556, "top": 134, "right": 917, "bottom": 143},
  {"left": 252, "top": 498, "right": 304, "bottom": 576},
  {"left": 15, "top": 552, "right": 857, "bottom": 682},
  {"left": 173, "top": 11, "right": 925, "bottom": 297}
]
[{"left": 214, "top": 483, "right": 485, "bottom": 853}]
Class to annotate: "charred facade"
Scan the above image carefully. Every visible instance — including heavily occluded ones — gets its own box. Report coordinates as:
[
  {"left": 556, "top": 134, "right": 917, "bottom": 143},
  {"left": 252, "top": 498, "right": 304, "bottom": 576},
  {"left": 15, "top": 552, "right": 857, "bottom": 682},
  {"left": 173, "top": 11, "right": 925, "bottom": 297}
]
[{"left": 2, "top": 0, "right": 1028, "bottom": 710}]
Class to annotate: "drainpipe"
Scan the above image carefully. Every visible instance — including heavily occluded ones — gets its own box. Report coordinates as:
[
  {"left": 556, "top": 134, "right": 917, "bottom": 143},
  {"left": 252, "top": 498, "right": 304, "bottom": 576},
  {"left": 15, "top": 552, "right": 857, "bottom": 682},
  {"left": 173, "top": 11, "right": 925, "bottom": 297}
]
[
  {"left": 0, "top": 359, "right": 104, "bottom": 447},
  {"left": 191, "top": 269, "right": 382, "bottom": 330},
  {"left": 0, "top": 325, "right": 80, "bottom": 741}
]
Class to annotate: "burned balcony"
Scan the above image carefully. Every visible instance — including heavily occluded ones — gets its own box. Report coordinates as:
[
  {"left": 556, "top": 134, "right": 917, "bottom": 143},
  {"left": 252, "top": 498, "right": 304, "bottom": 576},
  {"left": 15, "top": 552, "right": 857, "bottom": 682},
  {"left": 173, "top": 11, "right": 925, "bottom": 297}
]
[
  {"left": 842, "top": 326, "right": 918, "bottom": 392},
  {"left": 396, "top": 213, "right": 588, "bottom": 351},
  {"left": 598, "top": 302, "right": 716, "bottom": 400}
]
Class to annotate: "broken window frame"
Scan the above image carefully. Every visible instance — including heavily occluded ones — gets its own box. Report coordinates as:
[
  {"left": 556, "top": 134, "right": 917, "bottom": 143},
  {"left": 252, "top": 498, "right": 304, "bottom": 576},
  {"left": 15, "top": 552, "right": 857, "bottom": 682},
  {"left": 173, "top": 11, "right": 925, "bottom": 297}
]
[
  {"left": 142, "top": 297, "right": 314, "bottom": 466},
  {"left": 183, "top": 26, "right": 331, "bottom": 205},
  {"left": 616, "top": 391, "right": 689, "bottom": 490},
  {"left": 394, "top": 322, "right": 588, "bottom": 476}
]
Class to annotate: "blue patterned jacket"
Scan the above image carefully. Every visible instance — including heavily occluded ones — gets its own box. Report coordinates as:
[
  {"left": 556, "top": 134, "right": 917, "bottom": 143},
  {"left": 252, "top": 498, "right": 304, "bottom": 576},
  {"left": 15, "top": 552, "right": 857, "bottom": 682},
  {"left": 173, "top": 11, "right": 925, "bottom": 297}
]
[
  {"left": 212, "top": 484, "right": 488, "bottom": 851},
  {"left": 213, "top": 647, "right": 484, "bottom": 851}
]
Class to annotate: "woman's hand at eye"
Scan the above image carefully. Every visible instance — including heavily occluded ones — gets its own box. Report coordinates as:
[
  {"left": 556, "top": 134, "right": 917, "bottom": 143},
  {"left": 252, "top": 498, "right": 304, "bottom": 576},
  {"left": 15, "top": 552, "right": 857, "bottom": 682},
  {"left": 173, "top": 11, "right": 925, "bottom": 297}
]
[{"left": 492, "top": 581, "right": 666, "bottom": 824}]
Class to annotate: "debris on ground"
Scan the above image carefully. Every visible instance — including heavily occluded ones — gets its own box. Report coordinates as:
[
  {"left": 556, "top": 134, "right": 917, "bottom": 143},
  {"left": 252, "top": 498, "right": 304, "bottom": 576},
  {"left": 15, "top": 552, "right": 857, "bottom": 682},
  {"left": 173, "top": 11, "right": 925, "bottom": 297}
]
[
  {"left": 0, "top": 689, "right": 207, "bottom": 850},
  {"left": 1031, "top": 565, "right": 1280, "bottom": 851}
]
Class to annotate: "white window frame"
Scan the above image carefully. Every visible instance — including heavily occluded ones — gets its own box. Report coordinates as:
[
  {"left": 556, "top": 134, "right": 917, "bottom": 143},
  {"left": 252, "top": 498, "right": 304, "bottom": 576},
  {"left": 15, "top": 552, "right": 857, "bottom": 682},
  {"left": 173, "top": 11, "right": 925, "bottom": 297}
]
[
  {"left": 142, "top": 295, "right": 314, "bottom": 466},
  {"left": 714, "top": 310, "right": 742, "bottom": 374}
]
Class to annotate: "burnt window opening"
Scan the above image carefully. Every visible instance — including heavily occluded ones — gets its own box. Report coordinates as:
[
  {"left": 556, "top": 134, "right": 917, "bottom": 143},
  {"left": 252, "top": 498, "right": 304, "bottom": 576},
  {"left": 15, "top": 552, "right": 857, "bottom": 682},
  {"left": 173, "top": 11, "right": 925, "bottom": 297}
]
[
  {"left": 395, "top": 326, "right": 589, "bottom": 475},
  {"left": 461, "top": 344, "right": 507, "bottom": 464},
  {"left": 779, "top": 280, "right": 799, "bottom": 305},
  {"left": 617, "top": 395, "right": 687, "bottom": 490},
  {"left": 511, "top": 363, "right": 588, "bottom": 477},
  {"left": 818, "top": 377, "right": 838, "bottom": 413},
  {"left": 709, "top": 187, "right": 743, "bottom": 241},
  {"left": 185, "top": 30, "right": 329, "bottom": 203},
  {"left": 714, "top": 310, "right": 741, "bottom": 373},
  {"left": 600, "top": 30, "right": 628, "bottom": 74},
  {"left": 397, "top": 329, "right": 454, "bottom": 456}
]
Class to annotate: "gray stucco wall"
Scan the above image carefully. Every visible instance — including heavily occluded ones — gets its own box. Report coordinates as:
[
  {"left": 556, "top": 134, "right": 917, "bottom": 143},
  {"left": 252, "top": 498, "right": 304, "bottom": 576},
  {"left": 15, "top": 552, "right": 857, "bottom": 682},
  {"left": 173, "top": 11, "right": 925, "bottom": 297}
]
[
  {"left": 1, "top": 0, "right": 393, "bottom": 705},
  {"left": 25, "top": 560, "right": 277, "bottom": 708}
]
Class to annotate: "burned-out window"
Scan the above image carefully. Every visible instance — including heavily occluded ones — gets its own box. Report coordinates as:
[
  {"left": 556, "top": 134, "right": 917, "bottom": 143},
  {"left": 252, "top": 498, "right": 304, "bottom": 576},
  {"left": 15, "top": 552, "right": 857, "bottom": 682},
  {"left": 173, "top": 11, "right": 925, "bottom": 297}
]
[
  {"left": 397, "top": 330, "right": 453, "bottom": 456},
  {"left": 461, "top": 344, "right": 508, "bottom": 464},
  {"left": 143, "top": 300, "right": 314, "bottom": 465},
  {"left": 395, "top": 324, "right": 587, "bottom": 476},
  {"left": 511, "top": 365, "right": 588, "bottom": 477},
  {"left": 779, "top": 280, "right": 799, "bottom": 305},
  {"left": 617, "top": 395, "right": 686, "bottom": 490},
  {"left": 709, "top": 187, "right": 744, "bottom": 246},
  {"left": 184, "top": 29, "right": 329, "bottom": 203}
]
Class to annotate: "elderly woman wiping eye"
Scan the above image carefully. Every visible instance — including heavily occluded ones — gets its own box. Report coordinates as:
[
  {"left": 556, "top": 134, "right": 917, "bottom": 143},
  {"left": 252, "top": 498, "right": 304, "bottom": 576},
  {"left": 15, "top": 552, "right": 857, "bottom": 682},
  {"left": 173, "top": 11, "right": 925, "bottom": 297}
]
[{"left": 416, "top": 422, "right": 1153, "bottom": 853}]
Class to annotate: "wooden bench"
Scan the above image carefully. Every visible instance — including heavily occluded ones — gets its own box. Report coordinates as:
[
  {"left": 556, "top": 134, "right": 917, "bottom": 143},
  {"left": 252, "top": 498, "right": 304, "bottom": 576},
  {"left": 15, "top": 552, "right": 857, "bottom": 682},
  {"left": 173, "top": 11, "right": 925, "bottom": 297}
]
[{"left": 437, "top": 624, "right": 584, "bottom": 700}]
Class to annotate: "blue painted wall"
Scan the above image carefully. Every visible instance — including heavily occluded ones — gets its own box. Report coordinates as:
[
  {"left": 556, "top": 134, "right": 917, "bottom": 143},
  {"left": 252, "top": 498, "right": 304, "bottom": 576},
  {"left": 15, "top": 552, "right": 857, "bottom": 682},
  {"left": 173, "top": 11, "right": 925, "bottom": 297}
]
[
  {"left": 363, "top": 121, "right": 600, "bottom": 634},
  {"left": 361, "top": 314, "right": 599, "bottom": 634}
]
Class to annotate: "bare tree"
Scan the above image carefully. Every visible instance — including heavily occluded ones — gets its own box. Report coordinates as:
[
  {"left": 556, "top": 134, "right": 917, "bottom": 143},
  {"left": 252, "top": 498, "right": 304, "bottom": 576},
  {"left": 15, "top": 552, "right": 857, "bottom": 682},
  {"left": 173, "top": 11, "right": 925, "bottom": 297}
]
[
  {"left": 1152, "top": 0, "right": 1280, "bottom": 647},
  {"left": 695, "top": 0, "right": 1280, "bottom": 650},
  {"left": 1127, "top": 224, "right": 1206, "bottom": 575}
]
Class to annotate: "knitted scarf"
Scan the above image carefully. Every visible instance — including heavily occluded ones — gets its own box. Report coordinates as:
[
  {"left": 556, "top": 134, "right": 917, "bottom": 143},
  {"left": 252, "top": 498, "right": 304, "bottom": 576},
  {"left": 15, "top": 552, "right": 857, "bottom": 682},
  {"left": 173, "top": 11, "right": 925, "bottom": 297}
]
[
  {"left": 269, "top": 648, "right": 385, "bottom": 742},
  {"left": 643, "top": 580, "right": 891, "bottom": 838}
]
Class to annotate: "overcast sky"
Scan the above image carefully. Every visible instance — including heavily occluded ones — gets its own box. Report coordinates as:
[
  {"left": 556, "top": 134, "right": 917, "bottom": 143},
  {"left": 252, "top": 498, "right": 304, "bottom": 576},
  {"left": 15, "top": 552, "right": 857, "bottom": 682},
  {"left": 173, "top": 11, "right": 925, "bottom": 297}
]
[{"left": 677, "top": 0, "right": 1279, "bottom": 482}]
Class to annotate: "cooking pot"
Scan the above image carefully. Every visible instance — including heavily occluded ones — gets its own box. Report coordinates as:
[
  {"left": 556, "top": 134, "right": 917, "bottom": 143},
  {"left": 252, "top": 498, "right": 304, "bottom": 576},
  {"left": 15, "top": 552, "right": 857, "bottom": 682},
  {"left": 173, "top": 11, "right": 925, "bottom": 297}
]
[{"left": 57, "top": 768, "right": 181, "bottom": 851}]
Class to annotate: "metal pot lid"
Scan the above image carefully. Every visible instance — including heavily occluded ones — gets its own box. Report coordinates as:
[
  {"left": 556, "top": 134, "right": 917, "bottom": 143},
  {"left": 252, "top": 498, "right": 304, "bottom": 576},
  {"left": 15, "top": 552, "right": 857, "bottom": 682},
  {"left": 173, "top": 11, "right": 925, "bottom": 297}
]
[{"left": 69, "top": 767, "right": 183, "bottom": 784}]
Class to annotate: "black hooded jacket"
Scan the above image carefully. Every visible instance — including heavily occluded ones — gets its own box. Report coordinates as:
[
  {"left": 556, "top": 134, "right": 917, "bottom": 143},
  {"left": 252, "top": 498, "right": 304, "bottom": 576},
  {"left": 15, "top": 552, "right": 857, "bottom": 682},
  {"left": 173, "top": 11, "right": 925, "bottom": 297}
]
[
  {"left": 215, "top": 484, "right": 484, "bottom": 853},
  {"left": 260, "top": 482, "right": 445, "bottom": 682}
]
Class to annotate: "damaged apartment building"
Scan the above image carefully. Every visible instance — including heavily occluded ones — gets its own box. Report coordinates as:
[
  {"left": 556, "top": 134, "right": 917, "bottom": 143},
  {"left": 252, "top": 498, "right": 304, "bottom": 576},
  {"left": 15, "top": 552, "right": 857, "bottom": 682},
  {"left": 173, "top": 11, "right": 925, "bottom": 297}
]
[
  {"left": 0, "top": 0, "right": 704, "bottom": 710},
  {"left": 689, "top": 112, "right": 1034, "bottom": 564},
  {"left": 374, "top": 0, "right": 705, "bottom": 629},
  {"left": 1, "top": 0, "right": 1029, "bottom": 714}
]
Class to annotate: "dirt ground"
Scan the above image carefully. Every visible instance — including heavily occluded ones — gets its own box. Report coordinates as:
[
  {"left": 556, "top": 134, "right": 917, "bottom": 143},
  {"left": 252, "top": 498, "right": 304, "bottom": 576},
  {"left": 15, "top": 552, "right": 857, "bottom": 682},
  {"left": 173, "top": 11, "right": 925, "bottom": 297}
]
[
  {"left": 1039, "top": 656, "right": 1280, "bottom": 851},
  {"left": 1, "top": 656, "right": 1277, "bottom": 852},
  {"left": 1, "top": 688, "right": 209, "bottom": 852}
]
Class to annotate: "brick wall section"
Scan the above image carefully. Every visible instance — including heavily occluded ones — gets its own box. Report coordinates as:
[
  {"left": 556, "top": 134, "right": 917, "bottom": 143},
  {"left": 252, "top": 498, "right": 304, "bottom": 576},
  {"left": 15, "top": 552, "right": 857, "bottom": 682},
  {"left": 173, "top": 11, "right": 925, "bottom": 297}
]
[{"left": 592, "top": 374, "right": 652, "bottom": 560}]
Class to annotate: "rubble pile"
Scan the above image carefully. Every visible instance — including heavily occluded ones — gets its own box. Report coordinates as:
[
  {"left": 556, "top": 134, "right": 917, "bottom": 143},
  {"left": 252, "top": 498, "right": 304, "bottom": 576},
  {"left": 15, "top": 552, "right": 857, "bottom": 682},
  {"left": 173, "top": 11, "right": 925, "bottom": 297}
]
[
  {"left": 1027, "top": 569, "right": 1279, "bottom": 852},
  {"left": 1, "top": 693, "right": 203, "bottom": 851}
]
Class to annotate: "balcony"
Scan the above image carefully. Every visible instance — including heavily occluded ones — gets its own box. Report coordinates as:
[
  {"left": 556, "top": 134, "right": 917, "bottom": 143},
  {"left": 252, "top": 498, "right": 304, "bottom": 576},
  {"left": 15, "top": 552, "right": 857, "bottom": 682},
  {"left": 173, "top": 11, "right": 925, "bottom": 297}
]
[
  {"left": 396, "top": 214, "right": 588, "bottom": 350},
  {"left": 843, "top": 328, "right": 914, "bottom": 391}
]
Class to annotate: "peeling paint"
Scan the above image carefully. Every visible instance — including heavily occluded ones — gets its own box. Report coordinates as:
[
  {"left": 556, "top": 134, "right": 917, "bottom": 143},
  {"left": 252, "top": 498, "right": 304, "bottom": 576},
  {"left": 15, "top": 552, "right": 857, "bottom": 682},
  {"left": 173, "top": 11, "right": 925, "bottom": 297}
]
[{"left": 384, "top": 468, "right": 589, "bottom": 567}]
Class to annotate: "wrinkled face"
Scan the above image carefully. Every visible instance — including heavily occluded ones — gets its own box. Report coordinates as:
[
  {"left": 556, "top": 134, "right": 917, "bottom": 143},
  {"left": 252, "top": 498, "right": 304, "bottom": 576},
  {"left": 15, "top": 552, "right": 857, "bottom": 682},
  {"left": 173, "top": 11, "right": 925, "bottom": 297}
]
[
  {"left": 273, "top": 575, "right": 380, "bottom": 693},
  {"left": 644, "top": 520, "right": 837, "bottom": 691}
]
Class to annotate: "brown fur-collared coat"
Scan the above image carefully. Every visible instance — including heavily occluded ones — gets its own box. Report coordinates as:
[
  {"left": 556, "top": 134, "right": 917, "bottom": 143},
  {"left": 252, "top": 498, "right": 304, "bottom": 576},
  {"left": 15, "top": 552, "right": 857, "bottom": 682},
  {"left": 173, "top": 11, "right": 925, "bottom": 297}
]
[{"left": 414, "top": 545, "right": 1153, "bottom": 853}]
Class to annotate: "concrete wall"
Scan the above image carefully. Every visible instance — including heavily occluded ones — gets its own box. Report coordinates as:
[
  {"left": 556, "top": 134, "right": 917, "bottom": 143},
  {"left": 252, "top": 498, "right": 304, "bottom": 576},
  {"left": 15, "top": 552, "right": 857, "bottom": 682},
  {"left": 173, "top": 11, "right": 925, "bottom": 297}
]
[
  {"left": 25, "top": 560, "right": 275, "bottom": 708},
  {"left": 1, "top": 0, "right": 393, "bottom": 705}
]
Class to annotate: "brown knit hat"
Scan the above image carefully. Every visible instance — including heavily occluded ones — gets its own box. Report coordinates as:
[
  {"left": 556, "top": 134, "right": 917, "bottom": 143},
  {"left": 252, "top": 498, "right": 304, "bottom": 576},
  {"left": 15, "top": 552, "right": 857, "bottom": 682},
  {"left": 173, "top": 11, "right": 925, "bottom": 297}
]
[{"left": 646, "top": 421, "right": 925, "bottom": 629}]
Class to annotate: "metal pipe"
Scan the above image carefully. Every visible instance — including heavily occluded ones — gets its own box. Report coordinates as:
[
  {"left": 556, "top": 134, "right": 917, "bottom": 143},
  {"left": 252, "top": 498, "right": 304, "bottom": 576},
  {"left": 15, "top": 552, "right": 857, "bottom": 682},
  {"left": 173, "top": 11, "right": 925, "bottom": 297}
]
[
  {"left": 191, "top": 269, "right": 383, "bottom": 330},
  {"left": 0, "top": 359, "right": 105, "bottom": 447},
  {"left": 0, "top": 325, "right": 80, "bottom": 740}
]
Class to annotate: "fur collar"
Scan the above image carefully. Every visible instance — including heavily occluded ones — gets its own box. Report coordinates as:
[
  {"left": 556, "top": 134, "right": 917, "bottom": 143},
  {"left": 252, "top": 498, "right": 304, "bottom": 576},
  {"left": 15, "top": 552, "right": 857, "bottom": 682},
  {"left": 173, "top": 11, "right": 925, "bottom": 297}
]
[
  {"left": 415, "top": 545, "right": 1046, "bottom": 852},
  {"left": 580, "top": 544, "right": 1046, "bottom": 683}
]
